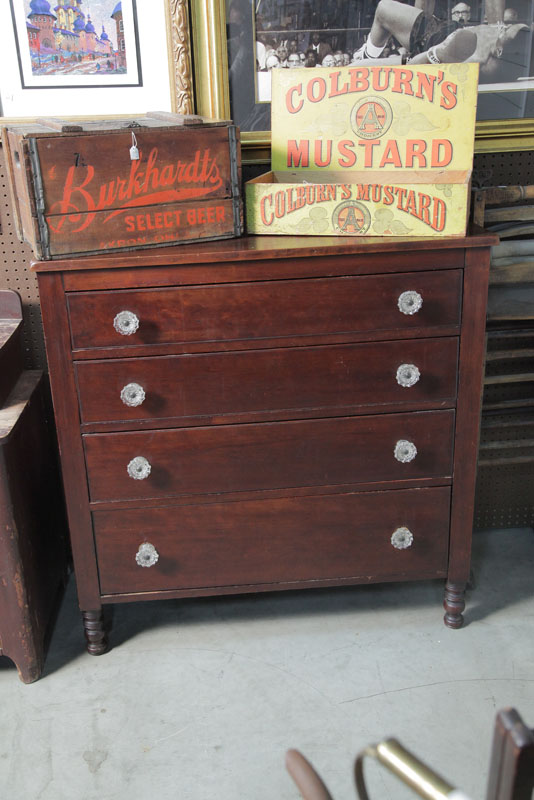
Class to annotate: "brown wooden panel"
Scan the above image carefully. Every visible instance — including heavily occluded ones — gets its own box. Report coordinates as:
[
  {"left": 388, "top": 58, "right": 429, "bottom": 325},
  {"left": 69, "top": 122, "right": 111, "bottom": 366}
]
[
  {"left": 93, "top": 486, "right": 451, "bottom": 595},
  {"left": 83, "top": 409, "right": 455, "bottom": 502},
  {"left": 75, "top": 337, "right": 459, "bottom": 427},
  {"left": 67, "top": 270, "right": 463, "bottom": 351},
  {"left": 46, "top": 198, "right": 238, "bottom": 258}
]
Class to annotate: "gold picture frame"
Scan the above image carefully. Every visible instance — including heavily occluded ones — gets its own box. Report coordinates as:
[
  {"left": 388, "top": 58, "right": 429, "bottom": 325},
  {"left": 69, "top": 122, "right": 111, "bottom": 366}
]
[
  {"left": 0, "top": 0, "right": 193, "bottom": 123},
  {"left": 189, "top": 0, "right": 534, "bottom": 161}
]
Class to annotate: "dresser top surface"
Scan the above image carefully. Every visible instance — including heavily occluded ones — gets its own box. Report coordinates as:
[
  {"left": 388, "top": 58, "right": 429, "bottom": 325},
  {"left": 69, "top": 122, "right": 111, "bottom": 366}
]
[{"left": 32, "top": 228, "right": 497, "bottom": 273}]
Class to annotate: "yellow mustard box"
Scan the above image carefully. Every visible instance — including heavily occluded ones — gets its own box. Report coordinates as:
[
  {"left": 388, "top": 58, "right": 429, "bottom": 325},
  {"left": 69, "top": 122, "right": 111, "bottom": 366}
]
[{"left": 246, "top": 63, "right": 479, "bottom": 237}]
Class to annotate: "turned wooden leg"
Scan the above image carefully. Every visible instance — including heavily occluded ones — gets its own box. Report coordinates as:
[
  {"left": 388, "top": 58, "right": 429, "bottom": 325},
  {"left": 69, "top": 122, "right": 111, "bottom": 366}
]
[
  {"left": 443, "top": 581, "right": 466, "bottom": 629},
  {"left": 82, "top": 609, "right": 108, "bottom": 655}
]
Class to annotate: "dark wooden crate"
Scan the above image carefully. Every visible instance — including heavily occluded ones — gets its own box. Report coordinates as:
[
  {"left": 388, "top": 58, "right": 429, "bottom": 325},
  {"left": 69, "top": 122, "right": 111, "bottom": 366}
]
[{"left": 2, "top": 112, "right": 242, "bottom": 260}]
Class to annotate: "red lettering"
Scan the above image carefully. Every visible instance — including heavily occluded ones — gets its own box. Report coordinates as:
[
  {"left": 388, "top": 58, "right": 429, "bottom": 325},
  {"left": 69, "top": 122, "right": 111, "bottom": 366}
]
[
  {"left": 307, "top": 77, "right": 327, "bottom": 103},
  {"left": 261, "top": 195, "right": 273, "bottom": 225},
  {"left": 415, "top": 73, "right": 436, "bottom": 102},
  {"left": 404, "top": 190, "right": 418, "bottom": 216},
  {"left": 432, "top": 198, "right": 446, "bottom": 231},
  {"left": 341, "top": 184, "right": 352, "bottom": 200},
  {"left": 379, "top": 140, "right": 402, "bottom": 168},
  {"left": 296, "top": 185, "right": 306, "bottom": 208},
  {"left": 287, "top": 188, "right": 296, "bottom": 213},
  {"left": 405, "top": 140, "right": 427, "bottom": 168},
  {"left": 275, "top": 191, "right": 285, "bottom": 218},
  {"left": 287, "top": 140, "right": 309, "bottom": 168},
  {"left": 349, "top": 67, "right": 369, "bottom": 93},
  {"left": 431, "top": 139, "right": 453, "bottom": 167},
  {"left": 358, "top": 140, "right": 380, "bottom": 167},
  {"left": 440, "top": 81, "right": 458, "bottom": 110},
  {"left": 394, "top": 187, "right": 408, "bottom": 208},
  {"left": 338, "top": 140, "right": 357, "bottom": 168},
  {"left": 286, "top": 84, "right": 303, "bottom": 113},
  {"left": 419, "top": 193, "right": 431, "bottom": 224},
  {"left": 371, "top": 67, "right": 392, "bottom": 92},
  {"left": 392, "top": 68, "right": 414, "bottom": 95},
  {"left": 329, "top": 71, "right": 349, "bottom": 97},
  {"left": 314, "top": 139, "right": 332, "bottom": 167}
]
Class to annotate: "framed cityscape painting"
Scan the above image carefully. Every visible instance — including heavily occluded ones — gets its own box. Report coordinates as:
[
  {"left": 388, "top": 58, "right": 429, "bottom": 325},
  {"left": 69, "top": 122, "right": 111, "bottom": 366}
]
[
  {"left": 0, "top": 0, "right": 192, "bottom": 117},
  {"left": 9, "top": 0, "right": 142, "bottom": 89}
]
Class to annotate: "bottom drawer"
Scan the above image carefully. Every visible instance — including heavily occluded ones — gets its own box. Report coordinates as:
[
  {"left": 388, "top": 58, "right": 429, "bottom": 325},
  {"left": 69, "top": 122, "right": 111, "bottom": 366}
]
[{"left": 93, "top": 486, "right": 451, "bottom": 595}]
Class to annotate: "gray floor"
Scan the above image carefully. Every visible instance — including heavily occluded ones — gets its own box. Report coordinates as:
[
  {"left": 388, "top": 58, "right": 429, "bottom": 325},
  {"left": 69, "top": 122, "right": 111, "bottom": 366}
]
[{"left": 1, "top": 527, "right": 533, "bottom": 800}]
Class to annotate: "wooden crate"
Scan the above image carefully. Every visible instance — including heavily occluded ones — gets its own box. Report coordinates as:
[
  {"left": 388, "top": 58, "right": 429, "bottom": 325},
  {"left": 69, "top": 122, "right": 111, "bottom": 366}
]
[{"left": 2, "top": 112, "right": 243, "bottom": 260}]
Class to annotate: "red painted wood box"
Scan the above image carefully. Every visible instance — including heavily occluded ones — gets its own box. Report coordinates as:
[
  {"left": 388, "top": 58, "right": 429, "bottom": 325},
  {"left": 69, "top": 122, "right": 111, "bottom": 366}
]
[{"left": 2, "top": 112, "right": 243, "bottom": 260}]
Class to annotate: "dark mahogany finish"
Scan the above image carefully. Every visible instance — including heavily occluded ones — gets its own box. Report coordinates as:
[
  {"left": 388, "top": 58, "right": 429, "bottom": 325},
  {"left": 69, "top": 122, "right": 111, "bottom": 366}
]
[
  {"left": 75, "top": 337, "right": 459, "bottom": 429},
  {"left": 84, "top": 410, "right": 455, "bottom": 503},
  {"left": 33, "top": 232, "right": 495, "bottom": 652}
]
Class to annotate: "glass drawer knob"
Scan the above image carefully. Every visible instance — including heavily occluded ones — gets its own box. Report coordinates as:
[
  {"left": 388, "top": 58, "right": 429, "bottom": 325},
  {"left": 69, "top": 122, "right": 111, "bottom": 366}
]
[
  {"left": 127, "top": 456, "right": 151, "bottom": 480},
  {"left": 396, "top": 363, "right": 421, "bottom": 388},
  {"left": 398, "top": 291, "right": 423, "bottom": 315},
  {"left": 113, "top": 310, "right": 139, "bottom": 335},
  {"left": 394, "top": 440, "right": 417, "bottom": 463},
  {"left": 120, "top": 382, "right": 146, "bottom": 407},
  {"left": 391, "top": 527, "right": 414, "bottom": 550},
  {"left": 136, "top": 542, "right": 159, "bottom": 568}
]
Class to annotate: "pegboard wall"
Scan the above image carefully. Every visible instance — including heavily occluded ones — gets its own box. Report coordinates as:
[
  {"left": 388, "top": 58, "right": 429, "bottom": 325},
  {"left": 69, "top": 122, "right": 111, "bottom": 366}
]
[
  {"left": 472, "top": 148, "right": 534, "bottom": 188},
  {"left": 0, "top": 144, "right": 46, "bottom": 370}
]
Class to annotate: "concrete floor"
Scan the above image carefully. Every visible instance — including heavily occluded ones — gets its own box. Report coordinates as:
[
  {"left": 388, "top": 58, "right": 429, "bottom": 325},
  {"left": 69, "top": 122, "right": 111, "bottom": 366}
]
[{"left": 1, "top": 526, "right": 533, "bottom": 800}]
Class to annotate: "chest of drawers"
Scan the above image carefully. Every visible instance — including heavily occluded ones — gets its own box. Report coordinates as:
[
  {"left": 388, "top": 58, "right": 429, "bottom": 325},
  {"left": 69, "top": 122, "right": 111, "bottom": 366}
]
[{"left": 33, "top": 233, "right": 495, "bottom": 654}]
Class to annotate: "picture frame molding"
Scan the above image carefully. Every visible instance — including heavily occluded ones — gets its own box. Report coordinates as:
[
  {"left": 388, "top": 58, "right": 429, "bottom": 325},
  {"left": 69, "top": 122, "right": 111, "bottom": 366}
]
[
  {"left": 189, "top": 0, "right": 534, "bottom": 160},
  {"left": 0, "top": 0, "right": 193, "bottom": 123}
]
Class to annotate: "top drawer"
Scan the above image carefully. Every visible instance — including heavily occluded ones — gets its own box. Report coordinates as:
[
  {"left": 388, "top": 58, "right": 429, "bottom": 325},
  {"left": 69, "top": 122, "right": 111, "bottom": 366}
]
[{"left": 67, "top": 270, "right": 462, "bottom": 351}]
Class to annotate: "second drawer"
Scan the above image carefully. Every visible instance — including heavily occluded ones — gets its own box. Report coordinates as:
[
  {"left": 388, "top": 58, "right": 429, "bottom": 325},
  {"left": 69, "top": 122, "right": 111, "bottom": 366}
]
[
  {"left": 75, "top": 337, "right": 459, "bottom": 426},
  {"left": 84, "top": 409, "right": 455, "bottom": 502}
]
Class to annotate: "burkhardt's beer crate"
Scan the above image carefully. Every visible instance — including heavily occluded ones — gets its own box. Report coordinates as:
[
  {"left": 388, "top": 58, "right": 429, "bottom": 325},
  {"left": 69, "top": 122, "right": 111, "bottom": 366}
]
[
  {"left": 2, "top": 112, "right": 243, "bottom": 260},
  {"left": 246, "top": 63, "right": 478, "bottom": 237}
]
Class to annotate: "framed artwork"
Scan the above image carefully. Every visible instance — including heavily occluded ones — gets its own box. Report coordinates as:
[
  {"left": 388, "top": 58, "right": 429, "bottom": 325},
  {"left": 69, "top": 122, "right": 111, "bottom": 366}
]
[
  {"left": 0, "top": 0, "right": 193, "bottom": 118},
  {"left": 190, "top": 0, "right": 534, "bottom": 158}
]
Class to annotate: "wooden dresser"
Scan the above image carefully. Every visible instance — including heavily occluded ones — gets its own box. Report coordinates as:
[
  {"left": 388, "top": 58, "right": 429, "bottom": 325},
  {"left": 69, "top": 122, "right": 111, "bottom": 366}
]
[{"left": 33, "top": 232, "right": 495, "bottom": 654}]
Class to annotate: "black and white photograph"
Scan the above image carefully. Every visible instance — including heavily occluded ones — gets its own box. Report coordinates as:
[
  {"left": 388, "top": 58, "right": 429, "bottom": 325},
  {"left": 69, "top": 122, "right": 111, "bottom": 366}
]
[{"left": 226, "top": 0, "right": 534, "bottom": 131}]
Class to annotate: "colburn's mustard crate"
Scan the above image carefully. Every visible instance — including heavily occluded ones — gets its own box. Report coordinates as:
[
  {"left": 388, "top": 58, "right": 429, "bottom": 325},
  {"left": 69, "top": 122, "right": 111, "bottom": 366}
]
[{"left": 246, "top": 63, "right": 478, "bottom": 237}]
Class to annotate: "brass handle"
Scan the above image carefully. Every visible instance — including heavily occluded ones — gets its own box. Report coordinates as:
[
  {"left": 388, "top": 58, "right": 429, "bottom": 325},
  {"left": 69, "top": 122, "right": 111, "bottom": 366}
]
[
  {"left": 355, "top": 738, "right": 463, "bottom": 800},
  {"left": 120, "top": 382, "right": 146, "bottom": 407},
  {"left": 391, "top": 527, "right": 414, "bottom": 549},
  {"left": 113, "top": 310, "right": 139, "bottom": 336},
  {"left": 394, "top": 440, "right": 417, "bottom": 463},
  {"left": 398, "top": 290, "right": 423, "bottom": 315},
  {"left": 127, "top": 456, "right": 151, "bottom": 480},
  {"left": 396, "top": 363, "right": 420, "bottom": 388},
  {"left": 135, "top": 542, "right": 159, "bottom": 568}
]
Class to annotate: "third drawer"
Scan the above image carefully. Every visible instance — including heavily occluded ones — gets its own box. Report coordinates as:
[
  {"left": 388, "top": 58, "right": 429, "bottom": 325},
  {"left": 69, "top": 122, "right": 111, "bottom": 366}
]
[{"left": 83, "top": 409, "right": 455, "bottom": 503}]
